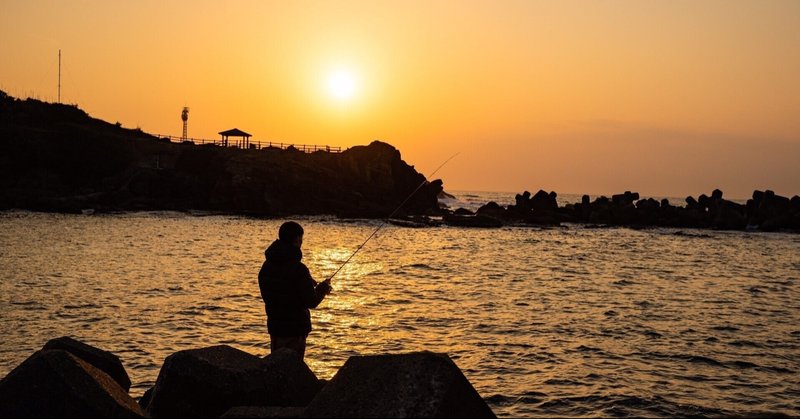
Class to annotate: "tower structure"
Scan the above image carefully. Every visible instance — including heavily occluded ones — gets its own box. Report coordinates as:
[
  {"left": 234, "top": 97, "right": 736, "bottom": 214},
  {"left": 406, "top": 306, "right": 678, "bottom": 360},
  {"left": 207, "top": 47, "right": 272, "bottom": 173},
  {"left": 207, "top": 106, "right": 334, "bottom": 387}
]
[{"left": 181, "top": 107, "right": 189, "bottom": 140}]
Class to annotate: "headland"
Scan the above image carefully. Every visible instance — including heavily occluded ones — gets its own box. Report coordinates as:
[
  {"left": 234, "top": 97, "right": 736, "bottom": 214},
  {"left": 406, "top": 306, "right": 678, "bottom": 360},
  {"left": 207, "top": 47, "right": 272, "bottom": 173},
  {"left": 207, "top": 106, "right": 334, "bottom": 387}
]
[{"left": 0, "top": 91, "right": 441, "bottom": 218}]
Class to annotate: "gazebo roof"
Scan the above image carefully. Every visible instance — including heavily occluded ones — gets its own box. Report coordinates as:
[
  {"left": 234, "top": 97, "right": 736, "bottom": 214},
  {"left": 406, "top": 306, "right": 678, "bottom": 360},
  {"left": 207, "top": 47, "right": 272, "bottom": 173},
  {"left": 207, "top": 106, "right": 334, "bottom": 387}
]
[{"left": 218, "top": 128, "right": 251, "bottom": 137}]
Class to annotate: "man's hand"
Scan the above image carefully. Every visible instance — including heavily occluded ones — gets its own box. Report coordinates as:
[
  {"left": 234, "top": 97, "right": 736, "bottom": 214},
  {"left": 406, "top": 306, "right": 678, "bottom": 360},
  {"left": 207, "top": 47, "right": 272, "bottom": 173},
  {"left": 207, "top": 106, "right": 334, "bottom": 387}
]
[{"left": 317, "top": 279, "right": 333, "bottom": 296}]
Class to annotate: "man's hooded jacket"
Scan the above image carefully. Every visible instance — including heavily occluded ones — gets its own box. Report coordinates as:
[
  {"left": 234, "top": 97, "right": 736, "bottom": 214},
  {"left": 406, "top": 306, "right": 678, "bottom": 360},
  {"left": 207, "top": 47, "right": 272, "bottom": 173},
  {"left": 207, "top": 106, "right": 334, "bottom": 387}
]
[{"left": 258, "top": 239, "right": 326, "bottom": 336}]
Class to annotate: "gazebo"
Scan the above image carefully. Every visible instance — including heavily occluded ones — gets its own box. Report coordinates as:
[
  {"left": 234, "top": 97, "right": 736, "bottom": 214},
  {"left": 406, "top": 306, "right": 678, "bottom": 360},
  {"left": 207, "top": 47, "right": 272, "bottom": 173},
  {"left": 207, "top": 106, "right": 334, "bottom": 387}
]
[{"left": 218, "top": 128, "right": 252, "bottom": 148}]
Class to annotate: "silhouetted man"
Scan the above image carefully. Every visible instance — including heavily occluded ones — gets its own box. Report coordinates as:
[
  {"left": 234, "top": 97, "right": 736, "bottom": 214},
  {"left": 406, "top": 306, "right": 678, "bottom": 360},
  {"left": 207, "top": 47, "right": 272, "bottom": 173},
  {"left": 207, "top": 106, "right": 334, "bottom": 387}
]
[{"left": 258, "top": 221, "right": 331, "bottom": 358}]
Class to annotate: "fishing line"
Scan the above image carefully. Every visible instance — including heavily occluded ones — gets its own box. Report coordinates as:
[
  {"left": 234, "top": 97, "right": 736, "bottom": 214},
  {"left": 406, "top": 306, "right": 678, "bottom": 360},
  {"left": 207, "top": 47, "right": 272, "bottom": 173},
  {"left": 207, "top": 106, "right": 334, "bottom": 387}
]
[{"left": 325, "top": 152, "right": 459, "bottom": 283}]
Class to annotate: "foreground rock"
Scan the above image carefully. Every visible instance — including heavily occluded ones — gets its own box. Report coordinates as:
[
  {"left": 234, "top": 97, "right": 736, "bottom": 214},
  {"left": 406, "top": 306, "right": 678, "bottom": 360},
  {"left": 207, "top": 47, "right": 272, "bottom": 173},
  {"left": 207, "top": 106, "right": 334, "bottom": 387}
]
[
  {"left": 303, "top": 351, "right": 496, "bottom": 418},
  {"left": 43, "top": 335, "right": 132, "bottom": 392},
  {"left": 0, "top": 349, "right": 144, "bottom": 418},
  {"left": 2, "top": 339, "right": 496, "bottom": 418},
  {"left": 221, "top": 406, "right": 305, "bottom": 418},
  {"left": 146, "top": 346, "right": 321, "bottom": 418},
  {"left": 260, "top": 348, "right": 324, "bottom": 406}
]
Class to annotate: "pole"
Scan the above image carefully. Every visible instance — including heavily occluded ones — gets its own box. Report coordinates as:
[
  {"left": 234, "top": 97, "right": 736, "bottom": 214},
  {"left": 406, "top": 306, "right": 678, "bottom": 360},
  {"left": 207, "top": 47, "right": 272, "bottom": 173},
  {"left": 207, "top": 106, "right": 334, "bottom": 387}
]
[
  {"left": 325, "top": 152, "right": 459, "bottom": 283},
  {"left": 58, "top": 49, "right": 61, "bottom": 104}
]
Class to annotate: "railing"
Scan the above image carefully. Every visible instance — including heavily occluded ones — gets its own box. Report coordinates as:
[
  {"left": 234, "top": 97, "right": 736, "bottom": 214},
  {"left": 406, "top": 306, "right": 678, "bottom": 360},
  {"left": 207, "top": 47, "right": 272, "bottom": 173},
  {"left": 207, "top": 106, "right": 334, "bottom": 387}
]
[{"left": 153, "top": 134, "right": 343, "bottom": 153}]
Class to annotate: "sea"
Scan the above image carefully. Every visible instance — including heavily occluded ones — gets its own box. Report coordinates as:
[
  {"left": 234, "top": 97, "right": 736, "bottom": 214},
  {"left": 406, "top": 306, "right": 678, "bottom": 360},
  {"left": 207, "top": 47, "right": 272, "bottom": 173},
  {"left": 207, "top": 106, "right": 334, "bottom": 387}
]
[{"left": 1, "top": 191, "right": 798, "bottom": 417}]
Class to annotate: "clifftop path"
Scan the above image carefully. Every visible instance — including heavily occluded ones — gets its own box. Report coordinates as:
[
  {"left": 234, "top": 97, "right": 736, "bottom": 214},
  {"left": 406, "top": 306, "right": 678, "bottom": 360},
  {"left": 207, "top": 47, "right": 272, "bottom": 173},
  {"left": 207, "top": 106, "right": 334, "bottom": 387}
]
[{"left": 0, "top": 92, "right": 442, "bottom": 217}]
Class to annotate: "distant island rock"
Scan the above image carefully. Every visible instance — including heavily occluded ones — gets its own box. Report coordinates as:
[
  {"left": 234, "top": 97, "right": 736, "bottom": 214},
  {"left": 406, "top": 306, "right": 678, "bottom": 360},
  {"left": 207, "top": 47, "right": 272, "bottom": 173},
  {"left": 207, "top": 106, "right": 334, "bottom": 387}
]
[
  {"left": 446, "top": 188, "right": 800, "bottom": 233},
  {"left": 0, "top": 91, "right": 442, "bottom": 217}
]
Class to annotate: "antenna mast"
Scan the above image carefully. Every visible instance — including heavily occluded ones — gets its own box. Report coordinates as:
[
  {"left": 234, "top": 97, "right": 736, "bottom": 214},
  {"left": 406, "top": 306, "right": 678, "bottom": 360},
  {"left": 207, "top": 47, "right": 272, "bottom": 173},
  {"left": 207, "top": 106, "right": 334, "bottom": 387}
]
[
  {"left": 58, "top": 49, "right": 61, "bottom": 104},
  {"left": 181, "top": 107, "right": 189, "bottom": 140}
]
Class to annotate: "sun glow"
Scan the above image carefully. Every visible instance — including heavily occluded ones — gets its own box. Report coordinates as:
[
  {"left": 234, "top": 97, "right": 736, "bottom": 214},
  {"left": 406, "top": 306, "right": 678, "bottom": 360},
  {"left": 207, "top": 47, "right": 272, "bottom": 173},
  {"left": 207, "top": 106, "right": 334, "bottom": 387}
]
[{"left": 327, "top": 69, "right": 357, "bottom": 101}]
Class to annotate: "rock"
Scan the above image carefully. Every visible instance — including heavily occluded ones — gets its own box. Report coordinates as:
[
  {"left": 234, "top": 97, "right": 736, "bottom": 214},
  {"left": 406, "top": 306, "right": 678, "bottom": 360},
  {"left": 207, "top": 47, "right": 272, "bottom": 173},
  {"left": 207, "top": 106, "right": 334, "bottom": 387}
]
[
  {"left": 42, "top": 335, "right": 132, "bottom": 392},
  {"left": 572, "top": 195, "right": 592, "bottom": 221},
  {"left": 453, "top": 207, "right": 474, "bottom": 216},
  {"left": 0, "top": 349, "right": 144, "bottom": 418},
  {"left": 711, "top": 189, "right": 723, "bottom": 200},
  {"left": 698, "top": 194, "right": 711, "bottom": 209},
  {"left": 304, "top": 351, "right": 495, "bottom": 418},
  {"left": 612, "top": 191, "right": 639, "bottom": 207},
  {"left": 530, "top": 190, "right": 558, "bottom": 212},
  {"left": 636, "top": 198, "right": 659, "bottom": 212},
  {"left": 507, "top": 191, "right": 531, "bottom": 217},
  {"left": 138, "top": 386, "right": 154, "bottom": 411},
  {"left": 610, "top": 203, "right": 637, "bottom": 225},
  {"left": 147, "top": 346, "right": 320, "bottom": 418},
  {"left": 475, "top": 201, "right": 505, "bottom": 219},
  {"left": 147, "top": 344, "right": 266, "bottom": 417},
  {"left": 587, "top": 196, "right": 612, "bottom": 224},
  {"left": 765, "top": 190, "right": 792, "bottom": 208},
  {"left": 260, "top": 348, "right": 323, "bottom": 406},
  {"left": 524, "top": 212, "right": 562, "bottom": 226},
  {"left": 712, "top": 200, "right": 746, "bottom": 230},
  {"left": 748, "top": 189, "right": 795, "bottom": 231},
  {"left": 443, "top": 214, "right": 503, "bottom": 228},
  {"left": 514, "top": 190, "right": 532, "bottom": 210},
  {"left": 221, "top": 406, "right": 305, "bottom": 418}
]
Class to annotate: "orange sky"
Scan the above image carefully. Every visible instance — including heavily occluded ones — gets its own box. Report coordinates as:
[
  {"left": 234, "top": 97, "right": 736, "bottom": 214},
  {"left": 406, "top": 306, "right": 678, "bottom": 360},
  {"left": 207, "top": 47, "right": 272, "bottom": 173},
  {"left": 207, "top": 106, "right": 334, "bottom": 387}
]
[{"left": 2, "top": 0, "right": 798, "bottom": 199}]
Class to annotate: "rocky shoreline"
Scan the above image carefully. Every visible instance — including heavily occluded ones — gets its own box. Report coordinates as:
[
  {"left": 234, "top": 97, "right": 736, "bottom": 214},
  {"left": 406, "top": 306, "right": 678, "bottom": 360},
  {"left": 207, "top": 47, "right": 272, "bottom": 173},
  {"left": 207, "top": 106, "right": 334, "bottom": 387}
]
[
  {"left": 435, "top": 188, "right": 800, "bottom": 232},
  {"left": 0, "top": 336, "right": 495, "bottom": 418},
  {"left": 0, "top": 92, "right": 441, "bottom": 218},
  {"left": 2, "top": 91, "right": 797, "bottom": 232}
]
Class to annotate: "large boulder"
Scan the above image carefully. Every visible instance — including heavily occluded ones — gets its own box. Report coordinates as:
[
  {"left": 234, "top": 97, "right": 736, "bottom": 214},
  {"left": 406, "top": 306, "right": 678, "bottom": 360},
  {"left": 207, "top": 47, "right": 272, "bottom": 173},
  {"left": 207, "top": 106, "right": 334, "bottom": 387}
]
[
  {"left": 530, "top": 190, "right": 558, "bottom": 212},
  {"left": 147, "top": 345, "right": 320, "bottom": 418},
  {"left": 0, "top": 349, "right": 144, "bottom": 418},
  {"left": 611, "top": 191, "right": 639, "bottom": 207},
  {"left": 260, "top": 348, "right": 324, "bottom": 406},
  {"left": 747, "top": 189, "right": 796, "bottom": 231},
  {"left": 513, "top": 190, "right": 532, "bottom": 211},
  {"left": 475, "top": 201, "right": 505, "bottom": 219},
  {"left": 711, "top": 199, "right": 746, "bottom": 230},
  {"left": 304, "top": 351, "right": 496, "bottom": 418},
  {"left": 42, "top": 335, "right": 132, "bottom": 392}
]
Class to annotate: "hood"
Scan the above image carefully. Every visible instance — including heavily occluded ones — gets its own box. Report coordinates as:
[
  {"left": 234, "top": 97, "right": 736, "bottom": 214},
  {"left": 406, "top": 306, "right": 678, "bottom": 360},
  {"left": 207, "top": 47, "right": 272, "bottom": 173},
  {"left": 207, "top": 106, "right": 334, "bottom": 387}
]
[{"left": 264, "top": 239, "right": 302, "bottom": 264}]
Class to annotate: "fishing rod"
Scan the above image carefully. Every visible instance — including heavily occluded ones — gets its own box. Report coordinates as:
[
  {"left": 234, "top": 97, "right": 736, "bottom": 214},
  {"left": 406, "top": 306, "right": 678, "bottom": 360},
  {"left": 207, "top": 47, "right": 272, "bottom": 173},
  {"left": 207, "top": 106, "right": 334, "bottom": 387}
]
[{"left": 324, "top": 152, "right": 459, "bottom": 283}]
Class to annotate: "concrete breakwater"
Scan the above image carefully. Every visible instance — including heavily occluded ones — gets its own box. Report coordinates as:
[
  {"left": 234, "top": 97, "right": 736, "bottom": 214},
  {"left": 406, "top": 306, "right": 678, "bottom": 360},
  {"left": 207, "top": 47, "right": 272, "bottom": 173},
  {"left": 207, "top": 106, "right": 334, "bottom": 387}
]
[
  {"left": 441, "top": 189, "right": 800, "bottom": 232},
  {"left": 0, "top": 336, "right": 495, "bottom": 418}
]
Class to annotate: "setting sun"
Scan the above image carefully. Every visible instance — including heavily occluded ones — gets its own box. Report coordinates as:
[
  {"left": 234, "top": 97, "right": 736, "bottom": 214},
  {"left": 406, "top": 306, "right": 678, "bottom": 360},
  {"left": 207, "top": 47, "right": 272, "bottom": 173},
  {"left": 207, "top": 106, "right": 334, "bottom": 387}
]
[{"left": 327, "top": 69, "right": 357, "bottom": 101}]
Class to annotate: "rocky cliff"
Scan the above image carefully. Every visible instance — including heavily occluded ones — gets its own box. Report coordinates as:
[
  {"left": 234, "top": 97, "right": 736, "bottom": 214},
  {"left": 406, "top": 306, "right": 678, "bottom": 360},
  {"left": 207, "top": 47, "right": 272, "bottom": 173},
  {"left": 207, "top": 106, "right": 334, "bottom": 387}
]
[{"left": 0, "top": 91, "right": 442, "bottom": 217}]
